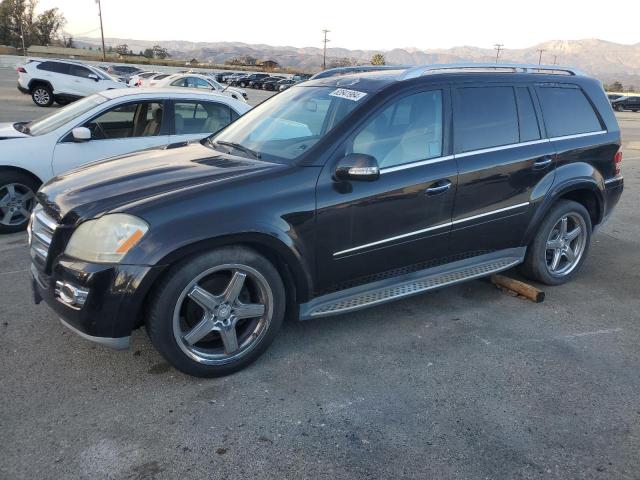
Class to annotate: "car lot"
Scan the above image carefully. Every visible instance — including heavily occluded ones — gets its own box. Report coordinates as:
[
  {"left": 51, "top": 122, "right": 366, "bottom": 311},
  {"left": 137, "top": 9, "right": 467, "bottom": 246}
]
[{"left": 1, "top": 61, "right": 640, "bottom": 479}]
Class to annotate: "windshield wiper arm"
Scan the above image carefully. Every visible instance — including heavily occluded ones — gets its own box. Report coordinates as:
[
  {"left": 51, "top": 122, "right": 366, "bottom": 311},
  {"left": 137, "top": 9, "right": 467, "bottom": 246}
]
[{"left": 216, "top": 140, "right": 261, "bottom": 159}]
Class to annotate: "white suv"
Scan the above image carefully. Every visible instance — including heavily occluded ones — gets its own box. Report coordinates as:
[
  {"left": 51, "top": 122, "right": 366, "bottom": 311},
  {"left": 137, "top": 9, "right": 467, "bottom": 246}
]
[{"left": 17, "top": 58, "right": 125, "bottom": 107}]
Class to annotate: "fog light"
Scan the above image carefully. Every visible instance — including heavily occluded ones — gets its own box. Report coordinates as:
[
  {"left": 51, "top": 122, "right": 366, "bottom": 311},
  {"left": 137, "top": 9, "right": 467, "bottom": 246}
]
[{"left": 55, "top": 281, "right": 89, "bottom": 308}]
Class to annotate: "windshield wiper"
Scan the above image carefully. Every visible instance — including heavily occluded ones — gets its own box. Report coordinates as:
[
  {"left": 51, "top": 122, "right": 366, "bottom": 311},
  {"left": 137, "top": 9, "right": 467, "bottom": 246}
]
[{"left": 216, "top": 140, "right": 261, "bottom": 159}]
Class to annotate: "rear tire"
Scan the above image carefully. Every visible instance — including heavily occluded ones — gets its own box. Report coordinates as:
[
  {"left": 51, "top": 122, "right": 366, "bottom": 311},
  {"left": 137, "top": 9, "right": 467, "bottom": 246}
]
[
  {"left": 520, "top": 200, "right": 592, "bottom": 286},
  {"left": 147, "top": 246, "right": 286, "bottom": 377},
  {"left": 0, "top": 170, "right": 39, "bottom": 234},
  {"left": 31, "top": 84, "right": 53, "bottom": 107}
]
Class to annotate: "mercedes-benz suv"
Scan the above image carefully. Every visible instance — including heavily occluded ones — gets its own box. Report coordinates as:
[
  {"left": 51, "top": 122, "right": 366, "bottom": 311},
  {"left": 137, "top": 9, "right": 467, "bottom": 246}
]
[{"left": 30, "top": 63, "right": 624, "bottom": 377}]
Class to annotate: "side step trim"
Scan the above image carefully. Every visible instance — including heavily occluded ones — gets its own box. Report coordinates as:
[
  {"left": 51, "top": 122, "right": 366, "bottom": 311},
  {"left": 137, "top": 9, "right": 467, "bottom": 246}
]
[{"left": 299, "top": 248, "right": 526, "bottom": 320}]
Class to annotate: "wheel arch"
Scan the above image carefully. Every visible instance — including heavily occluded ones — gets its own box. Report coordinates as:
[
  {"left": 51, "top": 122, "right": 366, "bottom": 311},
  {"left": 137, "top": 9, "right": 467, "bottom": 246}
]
[
  {"left": 0, "top": 165, "right": 43, "bottom": 188},
  {"left": 523, "top": 180, "right": 603, "bottom": 246},
  {"left": 27, "top": 78, "right": 53, "bottom": 92}
]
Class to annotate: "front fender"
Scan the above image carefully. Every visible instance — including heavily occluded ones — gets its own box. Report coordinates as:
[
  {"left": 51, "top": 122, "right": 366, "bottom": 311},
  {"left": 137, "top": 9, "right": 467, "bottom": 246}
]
[{"left": 523, "top": 162, "right": 605, "bottom": 246}]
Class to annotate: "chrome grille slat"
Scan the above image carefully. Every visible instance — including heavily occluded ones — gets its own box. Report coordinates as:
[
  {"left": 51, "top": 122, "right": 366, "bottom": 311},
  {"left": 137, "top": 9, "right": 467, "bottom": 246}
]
[{"left": 29, "top": 205, "right": 58, "bottom": 265}]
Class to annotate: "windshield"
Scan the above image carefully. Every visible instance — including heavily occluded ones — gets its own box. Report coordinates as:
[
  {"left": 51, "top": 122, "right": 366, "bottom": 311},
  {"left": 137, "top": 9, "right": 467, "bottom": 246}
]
[
  {"left": 209, "top": 86, "right": 363, "bottom": 163},
  {"left": 25, "top": 94, "right": 108, "bottom": 136}
]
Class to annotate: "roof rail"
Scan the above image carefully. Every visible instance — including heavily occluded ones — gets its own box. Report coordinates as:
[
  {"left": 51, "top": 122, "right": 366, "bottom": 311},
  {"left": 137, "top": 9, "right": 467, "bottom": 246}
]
[
  {"left": 310, "top": 65, "right": 409, "bottom": 80},
  {"left": 401, "top": 62, "right": 585, "bottom": 80}
]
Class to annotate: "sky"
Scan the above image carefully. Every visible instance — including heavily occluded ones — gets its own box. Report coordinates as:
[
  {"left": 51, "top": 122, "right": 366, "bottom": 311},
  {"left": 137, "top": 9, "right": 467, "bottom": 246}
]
[{"left": 37, "top": 0, "right": 639, "bottom": 51}]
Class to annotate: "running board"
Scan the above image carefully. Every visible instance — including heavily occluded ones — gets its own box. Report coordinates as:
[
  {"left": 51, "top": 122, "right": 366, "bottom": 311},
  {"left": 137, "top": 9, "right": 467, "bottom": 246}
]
[{"left": 299, "top": 248, "right": 526, "bottom": 320}]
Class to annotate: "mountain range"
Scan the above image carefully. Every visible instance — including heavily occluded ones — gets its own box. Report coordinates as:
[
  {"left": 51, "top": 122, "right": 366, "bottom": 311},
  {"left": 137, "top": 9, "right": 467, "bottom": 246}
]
[{"left": 76, "top": 37, "right": 640, "bottom": 87}]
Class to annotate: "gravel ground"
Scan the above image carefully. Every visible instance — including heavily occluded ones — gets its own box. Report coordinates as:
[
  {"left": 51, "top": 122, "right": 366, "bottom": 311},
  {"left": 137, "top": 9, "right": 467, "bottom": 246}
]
[{"left": 1, "top": 63, "right": 640, "bottom": 480}]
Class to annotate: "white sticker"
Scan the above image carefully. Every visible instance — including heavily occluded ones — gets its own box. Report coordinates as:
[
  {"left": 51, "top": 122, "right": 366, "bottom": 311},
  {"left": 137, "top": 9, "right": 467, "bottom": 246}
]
[{"left": 329, "top": 88, "right": 367, "bottom": 102}]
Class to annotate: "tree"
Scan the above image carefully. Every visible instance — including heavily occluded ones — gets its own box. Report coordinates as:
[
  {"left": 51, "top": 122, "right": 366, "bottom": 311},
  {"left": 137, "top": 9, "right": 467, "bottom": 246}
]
[
  {"left": 143, "top": 47, "right": 154, "bottom": 58},
  {"left": 115, "top": 43, "right": 129, "bottom": 56},
  {"left": 107, "top": 45, "right": 113, "bottom": 53},
  {"left": 329, "top": 57, "right": 358, "bottom": 68},
  {"left": 0, "top": 0, "right": 66, "bottom": 50},
  {"left": 370, "top": 53, "right": 386, "bottom": 65},
  {"left": 606, "top": 81, "right": 623, "bottom": 92},
  {"left": 152, "top": 44, "right": 169, "bottom": 59}
]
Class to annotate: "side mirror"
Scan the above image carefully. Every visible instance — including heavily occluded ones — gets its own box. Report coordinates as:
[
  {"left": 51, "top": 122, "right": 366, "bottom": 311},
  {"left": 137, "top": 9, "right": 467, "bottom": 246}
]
[
  {"left": 72, "top": 127, "right": 91, "bottom": 142},
  {"left": 88, "top": 74, "right": 99, "bottom": 82},
  {"left": 335, "top": 153, "right": 380, "bottom": 182}
]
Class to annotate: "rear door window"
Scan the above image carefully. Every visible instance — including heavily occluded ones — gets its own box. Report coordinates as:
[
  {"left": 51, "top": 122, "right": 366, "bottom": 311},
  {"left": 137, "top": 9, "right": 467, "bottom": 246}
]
[
  {"left": 173, "top": 101, "right": 234, "bottom": 134},
  {"left": 536, "top": 85, "right": 602, "bottom": 137},
  {"left": 454, "top": 86, "right": 519, "bottom": 152},
  {"left": 69, "top": 65, "right": 93, "bottom": 79}
]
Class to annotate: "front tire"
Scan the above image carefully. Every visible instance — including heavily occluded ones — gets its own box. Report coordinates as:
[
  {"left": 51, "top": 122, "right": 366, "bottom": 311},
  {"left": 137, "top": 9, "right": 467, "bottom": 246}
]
[
  {"left": 520, "top": 200, "right": 592, "bottom": 286},
  {"left": 147, "top": 246, "right": 286, "bottom": 377},
  {"left": 0, "top": 171, "right": 39, "bottom": 234},
  {"left": 31, "top": 84, "right": 53, "bottom": 107}
]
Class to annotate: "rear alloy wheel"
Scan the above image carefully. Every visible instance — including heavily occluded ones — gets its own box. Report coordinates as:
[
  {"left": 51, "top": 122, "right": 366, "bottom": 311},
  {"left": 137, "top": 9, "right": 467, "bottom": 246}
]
[
  {"left": 31, "top": 85, "right": 53, "bottom": 107},
  {"left": 520, "top": 200, "right": 592, "bottom": 285},
  {"left": 0, "top": 172, "right": 38, "bottom": 234},
  {"left": 147, "top": 247, "right": 285, "bottom": 377}
]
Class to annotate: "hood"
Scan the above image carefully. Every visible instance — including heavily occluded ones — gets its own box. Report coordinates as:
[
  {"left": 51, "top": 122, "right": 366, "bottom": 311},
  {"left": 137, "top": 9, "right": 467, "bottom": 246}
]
[
  {"left": 0, "top": 122, "right": 29, "bottom": 139},
  {"left": 38, "top": 141, "right": 284, "bottom": 223}
]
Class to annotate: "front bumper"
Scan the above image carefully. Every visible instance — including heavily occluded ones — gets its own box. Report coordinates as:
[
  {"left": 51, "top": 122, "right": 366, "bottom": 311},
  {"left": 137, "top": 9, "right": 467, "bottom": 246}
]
[{"left": 31, "top": 255, "right": 165, "bottom": 349}]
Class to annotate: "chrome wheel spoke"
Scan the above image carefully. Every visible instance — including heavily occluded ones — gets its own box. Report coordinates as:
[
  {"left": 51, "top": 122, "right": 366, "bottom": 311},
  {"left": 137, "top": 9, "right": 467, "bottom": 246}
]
[
  {"left": 550, "top": 249, "right": 562, "bottom": 271},
  {"left": 217, "top": 322, "right": 239, "bottom": 353},
  {"left": 546, "top": 237, "right": 562, "bottom": 249},
  {"left": 563, "top": 246, "right": 575, "bottom": 263},
  {"left": 187, "top": 285, "right": 221, "bottom": 311},
  {"left": 223, "top": 271, "right": 246, "bottom": 303},
  {"left": 19, "top": 190, "right": 34, "bottom": 202},
  {"left": 2, "top": 209, "right": 14, "bottom": 225},
  {"left": 183, "top": 315, "right": 215, "bottom": 345},
  {"left": 5, "top": 184, "right": 15, "bottom": 198},
  {"left": 565, "top": 226, "right": 581, "bottom": 242},
  {"left": 233, "top": 302, "right": 265, "bottom": 320},
  {"left": 559, "top": 217, "right": 568, "bottom": 236}
]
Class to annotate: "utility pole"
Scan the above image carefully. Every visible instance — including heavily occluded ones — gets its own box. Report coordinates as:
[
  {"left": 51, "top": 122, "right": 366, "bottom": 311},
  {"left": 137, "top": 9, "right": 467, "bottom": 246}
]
[
  {"left": 536, "top": 49, "right": 546, "bottom": 65},
  {"left": 96, "top": 0, "right": 106, "bottom": 61},
  {"left": 552, "top": 54, "right": 558, "bottom": 65},
  {"left": 322, "top": 29, "right": 330, "bottom": 70},
  {"left": 493, "top": 43, "right": 503, "bottom": 63},
  {"left": 14, "top": 2, "right": 26, "bottom": 56}
]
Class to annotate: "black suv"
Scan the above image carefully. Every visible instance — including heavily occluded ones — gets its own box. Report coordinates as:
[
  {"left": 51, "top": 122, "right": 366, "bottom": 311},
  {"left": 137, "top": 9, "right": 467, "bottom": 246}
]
[
  {"left": 612, "top": 95, "right": 640, "bottom": 112},
  {"left": 232, "top": 73, "right": 269, "bottom": 88},
  {"left": 30, "top": 63, "right": 624, "bottom": 377}
]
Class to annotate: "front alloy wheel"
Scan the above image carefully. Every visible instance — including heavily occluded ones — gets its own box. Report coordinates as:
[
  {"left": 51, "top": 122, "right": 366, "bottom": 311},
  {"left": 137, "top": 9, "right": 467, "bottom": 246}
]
[
  {"left": 0, "top": 172, "right": 39, "bottom": 233},
  {"left": 147, "top": 247, "right": 285, "bottom": 377}
]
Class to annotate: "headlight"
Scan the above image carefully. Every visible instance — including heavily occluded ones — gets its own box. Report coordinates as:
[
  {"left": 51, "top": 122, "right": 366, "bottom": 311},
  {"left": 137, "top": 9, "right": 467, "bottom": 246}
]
[{"left": 65, "top": 214, "right": 148, "bottom": 263}]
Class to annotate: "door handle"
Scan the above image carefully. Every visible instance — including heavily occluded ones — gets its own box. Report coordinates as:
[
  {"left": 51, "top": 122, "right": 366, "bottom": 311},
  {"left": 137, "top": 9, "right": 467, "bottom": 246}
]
[
  {"left": 533, "top": 156, "right": 554, "bottom": 169},
  {"left": 425, "top": 180, "right": 452, "bottom": 195}
]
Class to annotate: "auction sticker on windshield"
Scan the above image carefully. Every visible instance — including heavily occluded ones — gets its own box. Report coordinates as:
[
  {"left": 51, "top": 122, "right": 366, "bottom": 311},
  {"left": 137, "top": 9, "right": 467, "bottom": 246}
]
[{"left": 329, "top": 88, "right": 367, "bottom": 101}]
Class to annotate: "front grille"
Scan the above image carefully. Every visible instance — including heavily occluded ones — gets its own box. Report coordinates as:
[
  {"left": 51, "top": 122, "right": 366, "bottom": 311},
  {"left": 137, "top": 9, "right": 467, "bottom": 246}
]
[{"left": 29, "top": 205, "right": 58, "bottom": 270}]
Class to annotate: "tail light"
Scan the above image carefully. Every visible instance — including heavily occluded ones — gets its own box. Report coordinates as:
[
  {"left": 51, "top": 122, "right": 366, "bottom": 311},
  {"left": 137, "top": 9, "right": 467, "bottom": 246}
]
[
  {"left": 614, "top": 149, "right": 622, "bottom": 176},
  {"left": 16, "top": 67, "right": 26, "bottom": 73}
]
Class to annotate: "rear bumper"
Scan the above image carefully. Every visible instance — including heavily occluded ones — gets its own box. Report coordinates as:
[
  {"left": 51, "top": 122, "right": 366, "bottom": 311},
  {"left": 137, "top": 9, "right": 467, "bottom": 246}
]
[
  {"left": 599, "top": 176, "right": 624, "bottom": 227},
  {"left": 31, "top": 256, "right": 166, "bottom": 348},
  {"left": 17, "top": 83, "right": 29, "bottom": 94}
]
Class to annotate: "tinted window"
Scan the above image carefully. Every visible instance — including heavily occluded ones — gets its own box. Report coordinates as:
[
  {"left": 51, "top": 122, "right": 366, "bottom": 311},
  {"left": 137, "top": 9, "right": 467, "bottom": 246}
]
[
  {"left": 69, "top": 65, "right": 93, "bottom": 78},
  {"left": 352, "top": 90, "right": 443, "bottom": 168},
  {"left": 537, "top": 86, "right": 602, "bottom": 137},
  {"left": 515, "top": 87, "right": 540, "bottom": 141},
  {"left": 84, "top": 102, "right": 164, "bottom": 139},
  {"left": 174, "top": 101, "right": 233, "bottom": 134},
  {"left": 455, "top": 86, "right": 519, "bottom": 152},
  {"left": 37, "top": 61, "right": 70, "bottom": 74}
]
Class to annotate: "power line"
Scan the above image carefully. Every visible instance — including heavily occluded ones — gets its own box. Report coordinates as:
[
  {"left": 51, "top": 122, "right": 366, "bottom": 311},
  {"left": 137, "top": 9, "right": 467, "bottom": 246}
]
[
  {"left": 322, "top": 29, "right": 330, "bottom": 70},
  {"left": 493, "top": 43, "right": 503, "bottom": 63}
]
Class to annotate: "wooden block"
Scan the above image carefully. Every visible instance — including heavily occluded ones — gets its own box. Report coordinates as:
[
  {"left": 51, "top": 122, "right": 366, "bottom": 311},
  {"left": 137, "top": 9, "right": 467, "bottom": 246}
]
[{"left": 490, "top": 274, "right": 545, "bottom": 303}]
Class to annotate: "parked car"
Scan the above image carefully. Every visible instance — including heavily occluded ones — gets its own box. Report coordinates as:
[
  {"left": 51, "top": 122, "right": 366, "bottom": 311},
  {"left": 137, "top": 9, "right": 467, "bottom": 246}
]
[
  {"left": 253, "top": 77, "right": 284, "bottom": 90},
  {"left": 153, "top": 73, "right": 248, "bottom": 101},
  {"left": 107, "top": 65, "right": 143, "bottom": 82},
  {"left": 607, "top": 93, "right": 623, "bottom": 103},
  {"left": 0, "top": 88, "right": 250, "bottom": 233},
  {"left": 29, "top": 63, "right": 623, "bottom": 377},
  {"left": 144, "top": 73, "right": 173, "bottom": 87},
  {"left": 16, "top": 58, "right": 125, "bottom": 107},
  {"left": 232, "top": 73, "right": 269, "bottom": 88},
  {"left": 222, "top": 72, "right": 243, "bottom": 83},
  {"left": 611, "top": 96, "right": 640, "bottom": 112},
  {"left": 128, "top": 71, "right": 159, "bottom": 87},
  {"left": 277, "top": 79, "right": 296, "bottom": 91}
]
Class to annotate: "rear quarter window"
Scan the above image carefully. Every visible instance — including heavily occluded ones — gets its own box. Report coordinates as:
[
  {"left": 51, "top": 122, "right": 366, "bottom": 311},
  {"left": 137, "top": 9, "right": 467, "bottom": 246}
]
[{"left": 536, "top": 85, "right": 603, "bottom": 137}]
